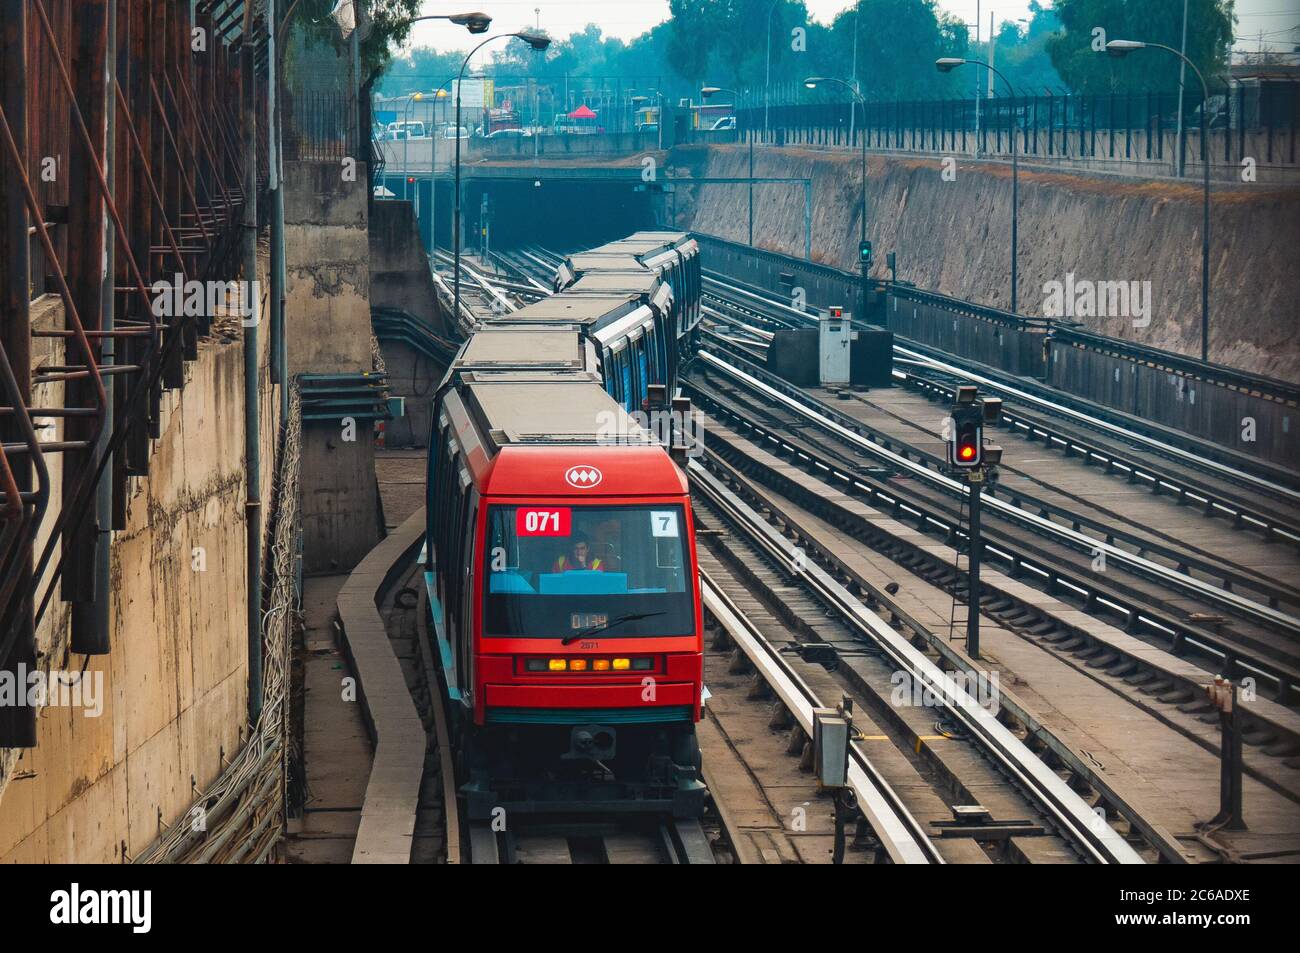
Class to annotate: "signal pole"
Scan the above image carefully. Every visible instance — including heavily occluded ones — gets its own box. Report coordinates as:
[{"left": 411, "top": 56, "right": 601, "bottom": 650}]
[
  {"left": 947, "top": 385, "right": 1002, "bottom": 661},
  {"left": 966, "top": 469, "right": 983, "bottom": 659}
]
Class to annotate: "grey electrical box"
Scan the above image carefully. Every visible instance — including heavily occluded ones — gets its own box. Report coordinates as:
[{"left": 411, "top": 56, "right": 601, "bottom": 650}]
[
  {"left": 813, "top": 707, "right": 850, "bottom": 788},
  {"left": 819, "top": 308, "right": 852, "bottom": 385}
]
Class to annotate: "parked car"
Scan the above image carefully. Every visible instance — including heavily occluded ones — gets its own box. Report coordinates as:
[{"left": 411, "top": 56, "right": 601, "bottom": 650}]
[
  {"left": 385, "top": 120, "right": 427, "bottom": 140},
  {"left": 710, "top": 116, "right": 736, "bottom": 132},
  {"left": 486, "top": 127, "right": 530, "bottom": 139},
  {"left": 441, "top": 125, "right": 471, "bottom": 140}
]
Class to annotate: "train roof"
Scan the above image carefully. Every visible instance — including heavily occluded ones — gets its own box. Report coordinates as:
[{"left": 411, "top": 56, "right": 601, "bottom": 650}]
[
  {"left": 592, "top": 232, "right": 697, "bottom": 257},
  {"left": 567, "top": 271, "right": 660, "bottom": 295},
  {"left": 453, "top": 327, "right": 596, "bottom": 375},
  {"left": 485, "top": 443, "right": 688, "bottom": 497},
  {"left": 461, "top": 378, "right": 655, "bottom": 452},
  {"left": 503, "top": 293, "right": 644, "bottom": 327},
  {"left": 564, "top": 252, "right": 646, "bottom": 273}
]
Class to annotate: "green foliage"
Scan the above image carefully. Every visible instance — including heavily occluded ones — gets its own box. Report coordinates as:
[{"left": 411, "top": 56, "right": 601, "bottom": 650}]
[
  {"left": 286, "top": 0, "right": 422, "bottom": 90},
  {"left": 817, "top": 0, "right": 971, "bottom": 101},
  {"left": 359, "top": 0, "right": 1228, "bottom": 108},
  {"left": 1047, "top": 0, "right": 1235, "bottom": 94},
  {"left": 982, "top": 2, "right": 1067, "bottom": 95}
]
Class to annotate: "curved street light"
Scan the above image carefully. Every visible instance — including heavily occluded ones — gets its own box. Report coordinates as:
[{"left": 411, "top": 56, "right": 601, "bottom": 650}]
[
  {"left": 764, "top": 0, "right": 782, "bottom": 139},
  {"left": 804, "top": 76, "right": 870, "bottom": 317},
  {"left": 936, "top": 57, "right": 1020, "bottom": 313},
  {"left": 702, "top": 86, "right": 755, "bottom": 246},
  {"left": 454, "top": 32, "right": 553, "bottom": 322},
  {"left": 1103, "top": 38, "right": 1212, "bottom": 363}
]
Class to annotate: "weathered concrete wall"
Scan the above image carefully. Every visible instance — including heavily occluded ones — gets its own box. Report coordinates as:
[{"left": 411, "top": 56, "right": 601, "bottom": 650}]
[
  {"left": 671, "top": 144, "right": 1300, "bottom": 383},
  {"left": 284, "top": 159, "right": 382, "bottom": 574},
  {"left": 376, "top": 341, "right": 438, "bottom": 450},
  {"left": 285, "top": 160, "right": 373, "bottom": 376},
  {"left": 369, "top": 201, "right": 450, "bottom": 337},
  {"left": 0, "top": 266, "right": 280, "bottom": 863}
]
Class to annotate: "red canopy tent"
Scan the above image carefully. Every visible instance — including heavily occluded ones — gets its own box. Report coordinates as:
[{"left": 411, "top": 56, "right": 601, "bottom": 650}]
[{"left": 567, "top": 104, "right": 598, "bottom": 119}]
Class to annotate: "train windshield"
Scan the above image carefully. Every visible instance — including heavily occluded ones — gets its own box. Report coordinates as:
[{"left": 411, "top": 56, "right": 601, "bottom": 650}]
[{"left": 482, "top": 504, "right": 695, "bottom": 639}]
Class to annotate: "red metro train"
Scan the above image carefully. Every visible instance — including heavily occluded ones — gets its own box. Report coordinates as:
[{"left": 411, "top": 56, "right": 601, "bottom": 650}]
[{"left": 425, "top": 232, "right": 705, "bottom": 817}]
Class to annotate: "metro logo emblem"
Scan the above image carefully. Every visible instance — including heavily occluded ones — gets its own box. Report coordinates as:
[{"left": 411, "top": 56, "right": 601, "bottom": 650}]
[{"left": 564, "top": 465, "right": 603, "bottom": 489}]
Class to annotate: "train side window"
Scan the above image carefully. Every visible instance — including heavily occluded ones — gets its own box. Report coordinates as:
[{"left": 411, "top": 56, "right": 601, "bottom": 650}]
[
  {"left": 446, "top": 467, "right": 469, "bottom": 649},
  {"left": 601, "top": 346, "right": 619, "bottom": 403},
  {"left": 619, "top": 350, "right": 634, "bottom": 412},
  {"left": 645, "top": 324, "right": 660, "bottom": 383},
  {"left": 634, "top": 336, "right": 649, "bottom": 403}
]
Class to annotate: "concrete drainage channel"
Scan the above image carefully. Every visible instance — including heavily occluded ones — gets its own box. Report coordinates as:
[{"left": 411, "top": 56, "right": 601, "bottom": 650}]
[{"left": 334, "top": 508, "right": 430, "bottom": 863}]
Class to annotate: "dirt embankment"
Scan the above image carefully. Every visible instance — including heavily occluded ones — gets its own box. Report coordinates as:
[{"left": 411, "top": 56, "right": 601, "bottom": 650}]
[{"left": 670, "top": 143, "right": 1300, "bottom": 382}]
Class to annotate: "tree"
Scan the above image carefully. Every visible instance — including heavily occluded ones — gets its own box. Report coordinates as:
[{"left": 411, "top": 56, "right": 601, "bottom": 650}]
[
  {"left": 286, "top": 0, "right": 423, "bottom": 92},
  {"left": 1047, "top": 0, "right": 1235, "bottom": 94},
  {"left": 984, "top": 2, "right": 1066, "bottom": 95},
  {"left": 667, "top": 0, "right": 718, "bottom": 88},
  {"left": 801, "top": 0, "right": 969, "bottom": 102}
]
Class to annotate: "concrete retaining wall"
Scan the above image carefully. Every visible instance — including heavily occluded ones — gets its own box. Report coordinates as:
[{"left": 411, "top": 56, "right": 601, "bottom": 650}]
[
  {"left": 0, "top": 266, "right": 280, "bottom": 863},
  {"left": 1049, "top": 338, "right": 1299, "bottom": 470},
  {"left": 285, "top": 159, "right": 382, "bottom": 575},
  {"left": 671, "top": 143, "right": 1300, "bottom": 384}
]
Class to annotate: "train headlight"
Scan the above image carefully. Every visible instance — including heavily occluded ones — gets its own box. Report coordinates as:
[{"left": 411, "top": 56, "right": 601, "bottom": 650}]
[
  {"left": 612, "top": 658, "right": 631, "bottom": 671},
  {"left": 569, "top": 659, "right": 588, "bottom": 672},
  {"left": 548, "top": 658, "right": 567, "bottom": 672},
  {"left": 592, "top": 659, "right": 611, "bottom": 671}
]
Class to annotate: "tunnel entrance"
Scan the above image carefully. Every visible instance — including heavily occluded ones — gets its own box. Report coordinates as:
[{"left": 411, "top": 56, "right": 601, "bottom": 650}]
[{"left": 378, "top": 175, "right": 661, "bottom": 254}]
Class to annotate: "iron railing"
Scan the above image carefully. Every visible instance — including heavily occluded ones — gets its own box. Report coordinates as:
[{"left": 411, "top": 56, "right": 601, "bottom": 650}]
[
  {"left": 732, "top": 82, "right": 1300, "bottom": 170},
  {"left": 0, "top": 0, "right": 267, "bottom": 749}
]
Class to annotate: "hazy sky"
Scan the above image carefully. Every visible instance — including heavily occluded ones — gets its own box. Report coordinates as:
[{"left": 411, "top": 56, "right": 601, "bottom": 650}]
[{"left": 401, "top": 0, "right": 1300, "bottom": 56}]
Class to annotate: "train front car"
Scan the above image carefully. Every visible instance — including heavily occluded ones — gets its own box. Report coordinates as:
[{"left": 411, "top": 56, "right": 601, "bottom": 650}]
[{"left": 428, "top": 374, "right": 706, "bottom": 819}]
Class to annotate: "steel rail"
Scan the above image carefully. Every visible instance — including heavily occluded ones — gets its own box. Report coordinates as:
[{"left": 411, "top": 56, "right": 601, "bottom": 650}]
[
  {"left": 703, "top": 271, "right": 1298, "bottom": 502},
  {"left": 696, "top": 350, "right": 1300, "bottom": 640},
  {"left": 700, "top": 326, "right": 1299, "bottom": 610},
  {"left": 690, "top": 460, "right": 1145, "bottom": 864},
  {"left": 699, "top": 568, "right": 942, "bottom": 864},
  {"left": 893, "top": 360, "right": 1300, "bottom": 546},
  {"left": 688, "top": 348, "right": 1300, "bottom": 701},
  {"left": 896, "top": 344, "right": 1300, "bottom": 506}
]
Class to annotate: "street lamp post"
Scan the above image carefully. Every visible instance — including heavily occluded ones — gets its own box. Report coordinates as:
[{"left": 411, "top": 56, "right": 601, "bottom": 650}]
[
  {"left": 402, "top": 92, "right": 422, "bottom": 201},
  {"left": 764, "top": 0, "right": 781, "bottom": 139},
  {"left": 1104, "top": 39, "right": 1211, "bottom": 363},
  {"left": 702, "top": 86, "right": 753, "bottom": 246},
  {"left": 428, "top": 79, "right": 457, "bottom": 249},
  {"left": 937, "top": 57, "right": 1019, "bottom": 312},
  {"left": 454, "top": 32, "right": 552, "bottom": 323},
  {"left": 804, "top": 76, "right": 869, "bottom": 319}
]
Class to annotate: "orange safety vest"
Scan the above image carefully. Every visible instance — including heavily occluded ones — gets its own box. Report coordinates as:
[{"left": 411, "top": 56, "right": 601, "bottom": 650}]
[{"left": 552, "top": 555, "right": 602, "bottom": 573}]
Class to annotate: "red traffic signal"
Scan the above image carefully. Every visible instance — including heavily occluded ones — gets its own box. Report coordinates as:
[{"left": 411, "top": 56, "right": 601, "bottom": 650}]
[{"left": 949, "top": 408, "right": 982, "bottom": 470}]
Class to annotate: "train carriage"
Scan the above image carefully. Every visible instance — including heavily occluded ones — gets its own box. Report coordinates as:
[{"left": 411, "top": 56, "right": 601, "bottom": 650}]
[
  {"left": 553, "top": 230, "right": 701, "bottom": 352},
  {"left": 486, "top": 286, "right": 676, "bottom": 413},
  {"left": 425, "top": 235, "right": 707, "bottom": 818}
]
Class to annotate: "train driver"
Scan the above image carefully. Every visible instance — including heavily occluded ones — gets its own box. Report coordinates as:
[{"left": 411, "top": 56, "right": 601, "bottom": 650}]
[{"left": 552, "top": 533, "right": 604, "bottom": 573}]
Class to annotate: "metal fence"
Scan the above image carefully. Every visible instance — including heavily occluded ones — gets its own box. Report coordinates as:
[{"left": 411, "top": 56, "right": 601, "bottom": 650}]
[
  {"left": 737, "top": 81, "right": 1300, "bottom": 172},
  {"left": 283, "top": 89, "right": 360, "bottom": 162}
]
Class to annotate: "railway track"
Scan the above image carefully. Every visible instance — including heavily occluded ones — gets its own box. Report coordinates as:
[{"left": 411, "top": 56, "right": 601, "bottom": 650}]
[
  {"left": 466, "top": 814, "right": 714, "bottom": 864},
  {"left": 689, "top": 453, "right": 1152, "bottom": 863},
  {"left": 687, "top": 346, "right": 1300, "bottom": 682},
  {"left": 703, "top": 271, "right": 1300, "bottom": 520}
]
